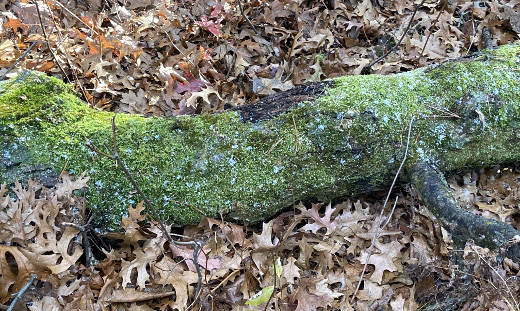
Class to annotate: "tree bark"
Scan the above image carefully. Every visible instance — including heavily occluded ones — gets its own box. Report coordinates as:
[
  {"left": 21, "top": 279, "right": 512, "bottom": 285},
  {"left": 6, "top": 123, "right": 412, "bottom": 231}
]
[{"left": 1, "top": 45, "right": 520, "bottom": 261}]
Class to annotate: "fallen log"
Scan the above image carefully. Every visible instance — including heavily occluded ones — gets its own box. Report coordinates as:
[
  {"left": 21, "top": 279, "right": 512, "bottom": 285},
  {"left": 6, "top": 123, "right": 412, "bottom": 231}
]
[{"left": 1, "top": 44, "right": 520, "bottom": 260}]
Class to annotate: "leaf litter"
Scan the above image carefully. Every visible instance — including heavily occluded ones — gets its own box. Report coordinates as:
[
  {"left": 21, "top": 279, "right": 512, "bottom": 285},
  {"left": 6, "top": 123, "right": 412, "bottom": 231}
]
[
  {"left": 1, "top": 0, "right": 520, "bottom": 309},
  {"left": 1, "top": 0, "right": 520, "bottom": 115}
]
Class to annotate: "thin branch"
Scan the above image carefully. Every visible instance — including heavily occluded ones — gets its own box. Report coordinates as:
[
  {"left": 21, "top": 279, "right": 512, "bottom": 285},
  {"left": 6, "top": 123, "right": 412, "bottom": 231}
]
[
  {"left": 0, "top": 41, "right": 38, "bottom": 81},
  {"left": 44, "top": 0, "right": 92, "bottom": 106},
  {"left": 33, "top": 0, "right": 68, "bottom": 80},
  {"left": 263, "top": 256, "right": 278, "bottom": 311},
  {"left": 7, "top": 274, "right": 36, "bottom": 311},
  {"left": 174, "top": 200, "right": 205, "bottom": 215},
  {"left": 420, "top": 0, "right": 448, "bottom": 58},
  {"left": 49, "top": 0, "right": 99, "bottom": 35},
  {"left": 61, "top": 221, "right": 94, "bottom": 267},
  {"left": 464, "top": 0, "right": 477, "bottom": 56},
  {"left": 472, "top": 245, "right": 519, "bottom": 311},
  {"left": 237, "top": 0, "right": 259, "bottom": 35},
  {"left": 425, "top": 105, "right": 461, "bottom": 119},
  {"left": 361, "top": 0, "right": 426, "bottom": 75},
  {"left": 350, "top": 116, "right": 415, "bottom": 303}
]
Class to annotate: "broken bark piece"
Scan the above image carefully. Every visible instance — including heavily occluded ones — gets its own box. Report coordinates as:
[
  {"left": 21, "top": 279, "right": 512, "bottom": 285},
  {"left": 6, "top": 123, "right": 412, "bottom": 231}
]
[{"left": 231, "top": 81, "right": 333, "bottom": 122}]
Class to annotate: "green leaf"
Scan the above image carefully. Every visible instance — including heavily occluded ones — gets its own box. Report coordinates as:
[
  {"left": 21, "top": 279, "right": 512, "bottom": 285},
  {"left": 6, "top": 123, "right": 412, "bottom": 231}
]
[
  {"left": 245, "top": 286, "right": 274, "bottom": 306},
  {"left": 275, "top": 257, "right": 282, "bottom": 277}
]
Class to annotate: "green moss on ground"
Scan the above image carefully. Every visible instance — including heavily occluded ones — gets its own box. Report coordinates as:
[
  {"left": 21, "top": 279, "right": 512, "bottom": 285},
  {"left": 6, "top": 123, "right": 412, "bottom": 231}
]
[{"left": 1, "top": 44, "right": 520, "bottom": 230}]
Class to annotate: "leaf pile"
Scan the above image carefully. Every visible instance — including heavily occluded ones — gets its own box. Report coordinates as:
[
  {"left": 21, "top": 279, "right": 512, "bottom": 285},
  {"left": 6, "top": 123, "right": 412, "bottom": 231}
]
[
  {"left": 0, "top": 167, "right": 519, "bottom": 310},
  {"left": 1, "top": 0, "right": 519, "bottom": 115}
]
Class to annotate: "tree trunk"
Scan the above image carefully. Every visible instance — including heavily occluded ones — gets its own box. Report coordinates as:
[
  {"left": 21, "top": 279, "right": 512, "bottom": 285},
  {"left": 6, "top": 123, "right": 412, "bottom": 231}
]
[{"left": 1, "top": 45, "right": 520, "bottom": 260}]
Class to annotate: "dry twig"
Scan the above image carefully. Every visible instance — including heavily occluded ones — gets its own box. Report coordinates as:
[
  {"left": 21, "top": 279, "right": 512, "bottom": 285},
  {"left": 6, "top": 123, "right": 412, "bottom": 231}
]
[
  {"left": 350, "top": 116, "right": 415, "bottom": 302},
  {"left": 361, "top": 0, "right": 426, "bottom": 74},
  {"left": 0, "top": 41, "right": 37, "bottom": 81},
  {"left": 33, "top": 0, "right": 68, "bottom": 81},
  {"left": 7, "top": 274, "right": 36, "bottom": 311},
  {"left": 420, "top": 0, "right": 448, "bottom": 58},
  {"left": 237, "top": 0, "right": 259, "bottom": 35}
]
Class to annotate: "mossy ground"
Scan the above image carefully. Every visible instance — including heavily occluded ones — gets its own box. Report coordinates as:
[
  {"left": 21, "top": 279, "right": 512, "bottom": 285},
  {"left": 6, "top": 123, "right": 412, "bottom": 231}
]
[{"left": 1, "top": 44, "right": 520, "bottom": 231}]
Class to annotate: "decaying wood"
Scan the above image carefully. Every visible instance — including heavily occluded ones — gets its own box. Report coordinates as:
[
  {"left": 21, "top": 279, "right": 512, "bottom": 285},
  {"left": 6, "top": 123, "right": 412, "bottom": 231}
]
[
  {"left": 1, "top": 45, "right": 520, "bottom": 261},
  {"left": 231, "top": 81, "right": 333, "bottom": 122}
]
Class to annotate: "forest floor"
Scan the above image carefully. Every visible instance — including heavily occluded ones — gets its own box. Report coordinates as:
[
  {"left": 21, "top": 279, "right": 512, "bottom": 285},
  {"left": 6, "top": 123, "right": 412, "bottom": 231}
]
[{"left": 0, "top": 0, "right": 520, "bottom": 310}]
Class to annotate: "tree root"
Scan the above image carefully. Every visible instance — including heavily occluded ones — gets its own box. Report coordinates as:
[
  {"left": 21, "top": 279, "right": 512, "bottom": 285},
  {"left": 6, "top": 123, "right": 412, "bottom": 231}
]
[{"left": 408, "top": 160, "right": 520, "bottom": 263}]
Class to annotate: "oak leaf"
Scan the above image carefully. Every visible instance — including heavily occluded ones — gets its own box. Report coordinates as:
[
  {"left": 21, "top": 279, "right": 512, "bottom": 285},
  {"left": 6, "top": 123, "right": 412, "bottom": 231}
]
[
  {"left": 282, "top": 257, "right": 300, "bottom": 284},
  {"left": 185, "top": 86, "right": 222, "bottom": 108},
  {"left": 289, "top": 275, "right": 333, "bottom": 311},
  {"left": 300, "top": 203, "right": 337, "bottom": 235},
  {"left": 0, "top": 246, "right": 35, "bottom": 303},
  {"left": 358, "top": 240, "right": 403, "bottom": 284}
]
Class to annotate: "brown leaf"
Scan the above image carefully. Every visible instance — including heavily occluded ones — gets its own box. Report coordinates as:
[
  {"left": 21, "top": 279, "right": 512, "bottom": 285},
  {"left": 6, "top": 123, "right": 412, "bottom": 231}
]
[
  {"left": 152, "top": 256, "right": 199, "bottom": 309},
  {"left": 0, "top": 246, "right": 35, "bottom": 303},
  {"left": 288, "top": 275, "right": 334, "bottom": 311},
  {"left": 120, "top": 89, "right": 149, "bottom": 114},
  {"left": 121, "top": 201, "right": 147, "bottom": 231},
  {"left": 300, "top": 202, "right": 338, "bottom": 235},
  {"left": 170, "top": 242, "right": 221, "bottom": 272},
  {"left": 358, "top": 240, "right": 403, "bottom": 284},
  {"left": 20, "top": 225, "right": 82, "bottom": 274},
  {"left": 185, "top": 86, "right": 222, "bottom": 109},
  {"left": 281, "top": 257, "right": 300, "bottom": 284}
]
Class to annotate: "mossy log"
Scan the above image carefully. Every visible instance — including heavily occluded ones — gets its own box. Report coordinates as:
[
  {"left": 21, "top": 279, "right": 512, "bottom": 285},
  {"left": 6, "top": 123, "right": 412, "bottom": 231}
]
[{"left": 1, "top": 44, "right": 520, "bottom": 258}]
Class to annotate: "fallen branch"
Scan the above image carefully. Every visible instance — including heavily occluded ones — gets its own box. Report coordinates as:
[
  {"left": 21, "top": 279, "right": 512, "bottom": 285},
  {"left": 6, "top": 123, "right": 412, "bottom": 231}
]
[{"left": 2, "top": 44, "right": 520, "bottom": 262}]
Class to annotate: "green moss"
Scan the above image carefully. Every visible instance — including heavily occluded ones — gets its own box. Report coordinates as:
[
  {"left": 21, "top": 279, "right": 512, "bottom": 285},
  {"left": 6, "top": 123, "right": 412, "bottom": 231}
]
[
  {"left": 316, "top": 44, "right": 520, "bottom": 172},
  {"left": 2, "top": 44, "right": 520, "bottom": 231}
]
